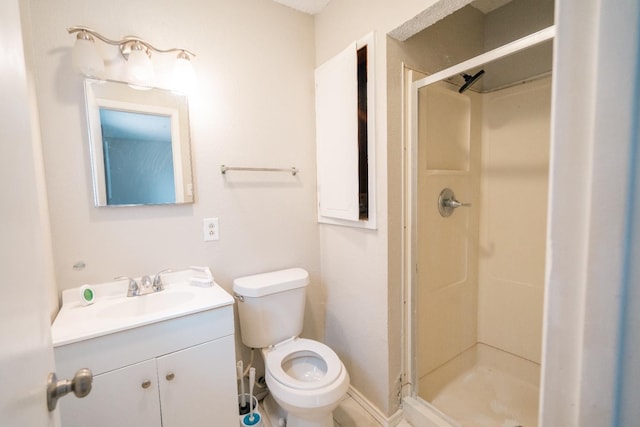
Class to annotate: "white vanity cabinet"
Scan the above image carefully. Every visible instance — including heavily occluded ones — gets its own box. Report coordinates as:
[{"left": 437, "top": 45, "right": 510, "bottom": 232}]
[
  {"left": 54, "top": 303, "right": 238, "bottom": 427},
  {"left": 157, "top": 337, "right": 236, "bottom": 427}
]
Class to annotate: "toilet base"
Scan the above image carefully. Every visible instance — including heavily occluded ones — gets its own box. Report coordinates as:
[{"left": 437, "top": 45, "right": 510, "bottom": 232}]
[
  {"left": 263, "top": 395, "right": 287, "bottom": 427},
  {"left": 263, "top": 394, "right": 333, "bottom": 427}
]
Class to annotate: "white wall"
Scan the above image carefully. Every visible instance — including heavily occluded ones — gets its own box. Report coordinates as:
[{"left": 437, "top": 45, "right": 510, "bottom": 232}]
[
  {"left": 27, "top": 0, "right": 324, "bottom": 338},
  {"left": 26, "top": 0, "right": 324, "bottom": 377},
  {"left": 315, "top": 0, "right": 447, "bottom": 417},
  {"left": 28, "top": 0, "right": 446, "bottom": 417}
]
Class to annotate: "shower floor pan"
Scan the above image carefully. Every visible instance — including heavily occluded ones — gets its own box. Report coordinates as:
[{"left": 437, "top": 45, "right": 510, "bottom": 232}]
[{"left": 419, "top": 343, "right": 540, "bottom": 427}]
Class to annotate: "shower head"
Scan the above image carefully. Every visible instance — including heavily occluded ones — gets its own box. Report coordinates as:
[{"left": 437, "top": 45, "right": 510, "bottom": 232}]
[{"left": 459, "top": 69, "right": 485, "bottom": 93}]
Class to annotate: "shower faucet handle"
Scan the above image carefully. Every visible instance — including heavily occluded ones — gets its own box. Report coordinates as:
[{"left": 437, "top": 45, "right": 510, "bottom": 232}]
[{"left": 438, "top": 188, "right": 471, "bottom": 217}]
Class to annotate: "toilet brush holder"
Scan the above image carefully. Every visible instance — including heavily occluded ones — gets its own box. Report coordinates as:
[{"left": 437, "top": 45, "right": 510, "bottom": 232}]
[
  {"left": 240, "top": 411, "right": 263, "bottom": 427},
  {"left": 238, "top": 393, "right": 263, "bottom": 427}
]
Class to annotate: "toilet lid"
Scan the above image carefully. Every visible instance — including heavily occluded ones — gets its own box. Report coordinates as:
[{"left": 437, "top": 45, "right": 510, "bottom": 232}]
[{"left": 265, "top": 338, "right": 343, "bottom": 391}]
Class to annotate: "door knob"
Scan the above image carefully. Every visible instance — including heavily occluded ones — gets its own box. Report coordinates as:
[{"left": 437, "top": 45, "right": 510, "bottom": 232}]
[{"left": 46, "top": 368, "right": 93, "bottom": 411}]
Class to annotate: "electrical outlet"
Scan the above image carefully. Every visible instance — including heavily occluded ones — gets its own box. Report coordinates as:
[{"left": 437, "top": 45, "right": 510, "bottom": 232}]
[{"left": 203, "top": 217, "right": 219, "bottom": 241}]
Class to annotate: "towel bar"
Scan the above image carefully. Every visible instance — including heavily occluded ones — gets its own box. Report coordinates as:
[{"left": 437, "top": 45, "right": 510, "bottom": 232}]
[{"left": 220, "top": 165, "right": 298, "bottom": 176}]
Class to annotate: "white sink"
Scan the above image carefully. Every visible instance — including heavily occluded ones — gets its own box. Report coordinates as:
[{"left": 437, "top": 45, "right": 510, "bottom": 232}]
[
  {"left": 51, "top": 269, "right": 234, "bottom": 346},
  {"left": 96, "top": 290, "right": 196, "bottom": 319}
]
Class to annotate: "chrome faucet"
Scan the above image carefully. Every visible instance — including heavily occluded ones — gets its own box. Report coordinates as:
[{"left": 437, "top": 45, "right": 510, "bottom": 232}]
[
  {"left": 116, "top": 270, "right": 170, "bottom": 297},
  {"left": 116, "top": 276, "right": 139, "bottom": 297}
]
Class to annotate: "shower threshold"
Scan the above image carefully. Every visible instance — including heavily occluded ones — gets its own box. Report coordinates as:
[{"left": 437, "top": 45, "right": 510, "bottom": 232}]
[{"left": 416, "top": 344, "right": 540, "bottom": 427}]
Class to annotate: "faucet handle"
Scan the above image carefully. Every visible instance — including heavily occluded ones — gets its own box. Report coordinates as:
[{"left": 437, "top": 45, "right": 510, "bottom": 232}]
[
  {"left": 115, "top": 276, "right": 138, "bottom": 297},
  {"left": 153, "top": 269, "right": 172, "bottom": 291}
]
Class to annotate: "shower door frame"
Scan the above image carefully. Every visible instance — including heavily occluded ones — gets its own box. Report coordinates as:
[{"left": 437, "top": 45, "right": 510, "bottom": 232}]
[{"left": 402, "top": 24, "right": 556, "bottom": 422}]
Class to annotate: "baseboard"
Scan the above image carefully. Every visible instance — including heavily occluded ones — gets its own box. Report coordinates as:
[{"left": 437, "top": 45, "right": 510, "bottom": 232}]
[{"left": 347, "top": 386, "right": 404, "bottom": 427}]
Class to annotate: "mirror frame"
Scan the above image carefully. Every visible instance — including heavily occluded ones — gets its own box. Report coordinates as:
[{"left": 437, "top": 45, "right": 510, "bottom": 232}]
[{"left": 84, "top": 78, "right": 195, "bottom": 207}]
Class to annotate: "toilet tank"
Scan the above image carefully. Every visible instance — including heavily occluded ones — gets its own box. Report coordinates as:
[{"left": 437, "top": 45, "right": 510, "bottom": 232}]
[{"left": 233, "top": 268, "right": 309, "bottom": 349}]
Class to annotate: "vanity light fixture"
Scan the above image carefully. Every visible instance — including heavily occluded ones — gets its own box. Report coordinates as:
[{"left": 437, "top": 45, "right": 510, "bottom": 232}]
[{"left": 67, "top": 26, "right": 196, "bottom": 91}]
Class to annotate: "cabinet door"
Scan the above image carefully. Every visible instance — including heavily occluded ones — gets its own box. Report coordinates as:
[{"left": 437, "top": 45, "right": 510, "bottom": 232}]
[
  {"left": 59, "top": 359, "right": 161, "bottom": 427},
  {"left": 157, "top": 335, "right": 238, "bottom": 427},
  {"left": 315, "top": 41, "right": 360, "bottom": 222}
]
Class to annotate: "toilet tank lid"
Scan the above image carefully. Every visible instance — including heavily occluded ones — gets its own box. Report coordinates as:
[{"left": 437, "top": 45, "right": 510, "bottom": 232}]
[{"left": 233, "top": 268, "right": 309, "bottom": 298}]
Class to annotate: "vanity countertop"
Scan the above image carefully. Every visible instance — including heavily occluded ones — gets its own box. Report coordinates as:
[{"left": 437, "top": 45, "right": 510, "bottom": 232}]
[{"left": 51, "top": 269, "right": 233, "bottom": 347}]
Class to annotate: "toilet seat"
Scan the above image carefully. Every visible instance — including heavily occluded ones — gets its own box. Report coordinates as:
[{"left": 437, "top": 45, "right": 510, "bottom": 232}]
[{"left": 265, "top": 338, "right": 342, "bottom": 391}]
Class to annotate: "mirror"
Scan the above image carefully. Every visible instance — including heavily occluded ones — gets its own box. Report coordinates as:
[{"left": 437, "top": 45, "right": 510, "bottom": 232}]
[{"left": 84, "top": 79, "right": 194, "bottom": 206}]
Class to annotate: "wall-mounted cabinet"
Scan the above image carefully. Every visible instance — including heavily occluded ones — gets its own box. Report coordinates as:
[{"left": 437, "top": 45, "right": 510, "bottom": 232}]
[{"left": 315, "top": 32, "right": 376, "bottom": 229}]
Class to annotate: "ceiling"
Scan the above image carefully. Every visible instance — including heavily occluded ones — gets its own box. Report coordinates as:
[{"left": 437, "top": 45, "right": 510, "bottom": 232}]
[
  {"left": 469, "top": 0, "right": 513, "bottom": 13},
  {"left": 271, "top": 0, "right": 332, "bottom": 15},
  {"left": 271, "top": 0, "right": 513, "bottom": 16}
]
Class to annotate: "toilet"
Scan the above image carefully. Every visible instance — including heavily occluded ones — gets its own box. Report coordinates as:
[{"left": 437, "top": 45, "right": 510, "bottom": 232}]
[{"left": 233, "top": 268, "right": 349, "bottom": 427}]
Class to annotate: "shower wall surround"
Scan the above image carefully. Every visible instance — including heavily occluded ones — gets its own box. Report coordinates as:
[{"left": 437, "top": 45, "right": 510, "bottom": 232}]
[
  {"left": 478, "top": 77, "right": 551, "bottom": 363},
  {"left": 416, "top": 80, "right": 481, "bottom": 381},
  {"left": 410, "top": 44, "right": 551, "bottom": 427},
  {"left": 388, "top": 0, "right": 554, "bottom": 423}
]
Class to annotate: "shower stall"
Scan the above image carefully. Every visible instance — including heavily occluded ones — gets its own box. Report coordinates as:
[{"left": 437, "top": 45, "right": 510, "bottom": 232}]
[{"left": 400, "top": 1, "right": 554, "bottom": 426}]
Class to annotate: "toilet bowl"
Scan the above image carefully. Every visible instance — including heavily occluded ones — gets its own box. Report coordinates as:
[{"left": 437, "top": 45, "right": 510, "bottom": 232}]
[
  {"left": 262, "top": 338, "right": 349, "bottom": 426},
  {"left": 233, "top": 268, "right": 350, "bottom": 427}
]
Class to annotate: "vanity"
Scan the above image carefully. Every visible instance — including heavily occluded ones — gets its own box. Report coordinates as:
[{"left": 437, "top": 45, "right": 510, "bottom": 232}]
[{"left": 51, "top": 270, "right": 238, "bottom": 426}]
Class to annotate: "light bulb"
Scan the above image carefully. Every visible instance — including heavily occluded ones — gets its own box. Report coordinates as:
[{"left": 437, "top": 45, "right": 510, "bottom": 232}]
[
  {"left": 125, "top": 45, "right": 154, "bottom": 87},
  {"left": 71, "top": 34, "right": 104, "bottom": 77},
  {"left": 173, "top": 51, "right": 197, "bottom": 94}
]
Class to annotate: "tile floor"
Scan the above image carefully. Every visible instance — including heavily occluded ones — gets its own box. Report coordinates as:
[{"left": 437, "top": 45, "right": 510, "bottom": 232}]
[{"left": 259, "top": 393, "right": 414, "bottom": 427}]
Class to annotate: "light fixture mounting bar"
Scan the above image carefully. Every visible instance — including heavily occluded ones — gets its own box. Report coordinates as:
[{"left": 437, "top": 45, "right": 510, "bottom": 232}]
[{"left": 67, "top": 26, "right": 196, "bottom": 58}]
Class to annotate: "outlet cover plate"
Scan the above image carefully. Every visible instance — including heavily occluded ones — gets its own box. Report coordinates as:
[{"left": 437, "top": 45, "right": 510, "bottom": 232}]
[{"left": 203, "top": 218, "right": 219, "bottom": 241}]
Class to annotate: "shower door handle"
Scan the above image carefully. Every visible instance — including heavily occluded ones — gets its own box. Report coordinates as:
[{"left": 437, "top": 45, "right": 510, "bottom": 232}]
[{"left": 438, "top": 188, "right": 471, "bottom": 217}]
